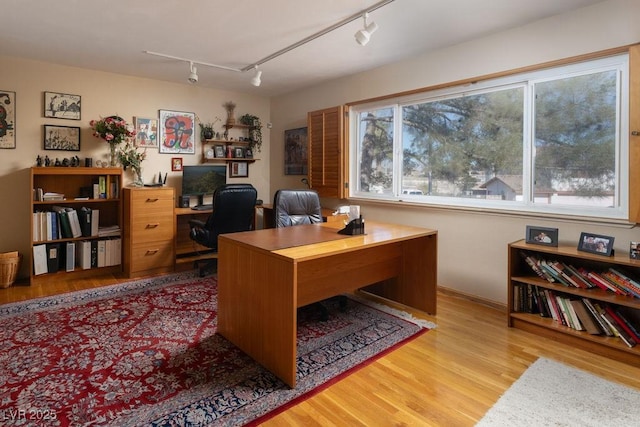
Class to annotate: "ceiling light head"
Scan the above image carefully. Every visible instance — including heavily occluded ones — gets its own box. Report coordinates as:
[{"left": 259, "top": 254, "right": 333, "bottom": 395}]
[
  {"left": 250, "top": 67, "right": 262, "bottom": 87},
  {"left": 188, "top": 61, "right": 198, "bottom": 84},
  {"left": 355, "top": 12, "right": 379, "bottom": 46}
]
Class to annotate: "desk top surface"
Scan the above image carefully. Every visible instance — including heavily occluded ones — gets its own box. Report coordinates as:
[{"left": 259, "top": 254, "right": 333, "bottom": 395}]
[{"left": 219, "top": 220, "right": 437, "bottom": 259}]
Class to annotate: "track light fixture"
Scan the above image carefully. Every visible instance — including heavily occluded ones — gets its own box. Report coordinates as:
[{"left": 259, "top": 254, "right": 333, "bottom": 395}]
[
  {"left": 188, "top": 61, "right": 198, "bottom": 84},
  {"left": 354, "top": 13, "right": 378, "bottom": 46},
  {"left": 250, "top": 67, "right": 262, "bottom": 87},
  {"left": 144, "top": 0, "right": 395, "bottom": 87}
]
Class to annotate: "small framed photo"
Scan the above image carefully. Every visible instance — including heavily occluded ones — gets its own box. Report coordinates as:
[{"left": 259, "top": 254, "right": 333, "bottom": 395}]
[
  {"left": 234, "top": 147, "right": 244, "bottom": 158},
  {"left": 171, "top": 157, "right": 183, "bottom": 171},
  {"left": 44, "top": 91, "right": 81, "bottom": 120},
  {"left": 578, "top": 232, "right": 615, "bottom": 256},
  {"left": 630, "top": 242, "right": 639, "bottom": 259},
  {"left": 214, "top": 145, "right": 226, "bottom": 158},
  {"left": 525, "top": 226, "right": 558, "bottom": 247},
  {"left": 43, "top": 124, "right": 80, "bottom": 151},
  {"left": 245, "top": 148, "right": 253, "bottom": 159},
  {"left": 229, "top": 161, "right": 248, "bottom": 178}
]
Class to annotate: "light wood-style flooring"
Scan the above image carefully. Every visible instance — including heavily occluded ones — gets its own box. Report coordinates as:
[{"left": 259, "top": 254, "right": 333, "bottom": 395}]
[{"left": 2, "top": 274, "right": 640, "bottom": 426}]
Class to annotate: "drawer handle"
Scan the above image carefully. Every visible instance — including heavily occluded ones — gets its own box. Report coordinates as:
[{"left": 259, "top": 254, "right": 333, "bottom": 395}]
[
  {"left": 146, "top": 223, "right": 160, "bottom": 228},
  {"left": 146, "top": 198, "right": 159, "bottom": 203},
  {"left": 145, "top": 249, "right": 159, "bottom": 255}
]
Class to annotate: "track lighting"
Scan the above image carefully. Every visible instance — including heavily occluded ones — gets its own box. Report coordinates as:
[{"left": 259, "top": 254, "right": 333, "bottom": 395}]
[
  {"left": 354, "top": 13, "right": 378, "bottom": 46},
  {"left": 188, "top": 61, "right": 198, "bottom": 84},
  {"left": 250, "top": 67, "right": 262, "bottom": 87}
]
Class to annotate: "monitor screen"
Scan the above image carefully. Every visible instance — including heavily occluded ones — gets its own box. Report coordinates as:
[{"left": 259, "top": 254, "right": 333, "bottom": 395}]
[{"left": 181, "top": 165, "right": 227, "bottom": 204}]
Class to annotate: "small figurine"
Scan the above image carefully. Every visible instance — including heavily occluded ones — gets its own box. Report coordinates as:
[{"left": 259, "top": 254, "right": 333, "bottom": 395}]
[
  {"left": 44, "top": 155, "right": 51, "bottom": 167},
  {"left": 36, "top": 155, "right": 43, "bottom": 167},
  {"left": 54, "top": 158, "right": 61, "bottom": 167},
  {"left": 62, "top": 158, "right": 70, "bottom": 167}
]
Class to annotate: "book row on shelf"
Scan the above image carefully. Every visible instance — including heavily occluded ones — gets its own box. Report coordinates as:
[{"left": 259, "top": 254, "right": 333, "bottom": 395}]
[
  {"left": 33, "top": 206, "right": 99, "bottom": 241},
  {"left": 32, "top": 238, "right": 121, "bottom": 276},
  {"left": 513, "top": 283, "right": 640, "bottom": 348},
  {"left": 33, "top": 175, "right": 120, "bottom": 202},
  {"left": 520, "top": 251, "right": 640, "bottom": 298}
]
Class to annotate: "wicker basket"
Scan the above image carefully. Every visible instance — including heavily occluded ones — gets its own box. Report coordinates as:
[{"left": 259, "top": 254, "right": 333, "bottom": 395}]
[{"left": 0, "top": 251, "right": 21, "bottom": 288}]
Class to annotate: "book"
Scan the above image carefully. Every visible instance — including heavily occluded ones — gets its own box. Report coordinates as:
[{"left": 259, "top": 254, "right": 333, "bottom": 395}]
[
  {"left": 91, "top": 209, "right": 99, "bottom": 237},
  {"left": 97, "top": 240, "right": 106, "bottom": 267},
  {"left": 604, "top": 306, "right": 640, "bottom": 343},
  {"left": 601, "top": 309, "right": 636, "bottom": 347},
  {"left": 45, "top": 243, "right": 60, "bottom": 273},
  {"left": 76, "top": 240, "right": 91, "bottom": 270},
  {"left": 98, "top": 176, "right": 107, "bottom": 199},
  {"left": 67, "top": 209, "right": 82, "bottom": 238},
  {"left": 90, "top": 240, "right": 98, "bottom": 268},
  {"left": 569, "top": 300, "right": 602, "bottom": 335},
  {"left": 77, "top": 207, "right": 92, "bottom": 237},
  {"left": 32, "top": 244, "right": 48, "bottom": 275},
  {"left": 582, "top": 298, "right": 613, "bottom": 336}
]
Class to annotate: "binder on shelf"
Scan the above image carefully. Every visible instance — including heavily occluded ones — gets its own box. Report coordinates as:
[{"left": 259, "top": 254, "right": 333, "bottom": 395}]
[
  {"left": 32, "top": 244, "right": 48, "bottom": 275},
  {"left": 65, "top": 242, "right": 76, "bottom": 272},
  {"left": 67, "top": 209, "right": 82, "bottom": 238},
  {"left": 90, "top": 240, "right": 98, "bottom": 268},
  {"left": 76, "top": 240, "right": 91, "bottom": 270},
  {"left": 97, "top": 240, "right": 107, "bottom": 267},
  {"left": 91, "top": 209, "right": 99, "bottom": 236},
  {"left": 77, "top": 207, "right": 92, "bottom": 237},
  {"left": 45, "top": 243, "right": 61, "bottom": 273}
]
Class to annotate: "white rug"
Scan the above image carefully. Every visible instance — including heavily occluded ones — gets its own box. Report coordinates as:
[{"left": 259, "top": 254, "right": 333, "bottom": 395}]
[{"left": 476, "top": 357, "right": 640, "bottom": 426}]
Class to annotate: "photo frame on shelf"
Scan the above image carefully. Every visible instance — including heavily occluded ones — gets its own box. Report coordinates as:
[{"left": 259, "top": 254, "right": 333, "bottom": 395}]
[
  {"left": 214, "top": 145, "right": 226, "bottom": 158},
  {"left": 234, "top": 147, "right": 244, "bottom": 158},
  {"left": 43, "top": 124, "right": 80, "bottom": 151},
  {"left": 630, "top": 241, "right": 639, "bottom": 259},
  {"left": 284, "top": 127, "right": 308, "bottom": 175},
  {"left": 0, "top": 90, "right": 16, "bottom": 149},
  {"left": 244, "top": 148, "right": 253, "bottom": 159},
  {"left": 133, "top": 116, "right": 158, "bottom": 148},
  {"left": 577, "top": 232, "right": 615, "bottom": 256},
  {"left": 525, "top": 225, "right": 558, "bottom": 247},
  {"left": 171, "top": 157, "right": 183, "bottom": 171},
  {"left": 229, "top": 161, "right": 248, "bottom": 178},
  {"left": 44, "top": 91, "right": 81, "bottom": 120},
  {"left": 158, "top": 109, "right": 195, "bottom": 154}
]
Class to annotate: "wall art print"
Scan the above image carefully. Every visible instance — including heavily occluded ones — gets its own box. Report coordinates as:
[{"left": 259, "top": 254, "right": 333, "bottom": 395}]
[
  {"left": 44, "top": 91, "right": 81, "bottom": 120},
  {"left": 284, "top": 127, "right": 308, "bottom": 175},
  {"left": 0, "top": 90, "right": 16, "bottom": 149},
  {"left": 159, "top": 110, "right": 195, "bottom": 154},
  {"left": 43, "top": 124, "right": 80, "bottom": 151},
  {"left": 133, "top": 116, "right": 158, "bottom": 148}
]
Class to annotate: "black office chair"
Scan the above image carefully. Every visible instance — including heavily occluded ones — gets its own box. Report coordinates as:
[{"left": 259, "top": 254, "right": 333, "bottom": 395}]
[
  {"left": 273, "top": 189, "right": 347, "bottom": 319},
  {"left": 189, "top": 184, "right": 257, "bottom": 277}
]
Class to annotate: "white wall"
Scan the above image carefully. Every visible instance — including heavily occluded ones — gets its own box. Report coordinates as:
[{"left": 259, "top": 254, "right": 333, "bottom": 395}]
[
  {"left": 0, "top": 57, "right": 270, "bottom": 279},
  {"left": 270, "top": 0, "right": 640, "bottom": 304}
]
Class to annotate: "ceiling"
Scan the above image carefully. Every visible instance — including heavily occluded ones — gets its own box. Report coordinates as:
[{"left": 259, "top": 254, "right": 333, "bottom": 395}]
[{"left": 2, "top": 0, "right": 604, "bottom": 97}]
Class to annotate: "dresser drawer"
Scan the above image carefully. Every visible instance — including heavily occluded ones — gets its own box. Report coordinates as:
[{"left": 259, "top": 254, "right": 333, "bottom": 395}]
[
  {"left": 129, "top": 213, "right": 174, "bottom": 241},
  {"left": 129, "top": 240, "right": 174, "bottom": 272}
]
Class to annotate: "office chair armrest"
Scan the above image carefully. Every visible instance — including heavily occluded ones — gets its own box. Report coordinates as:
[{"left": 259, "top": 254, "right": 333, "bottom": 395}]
[{"left": 188, "top": 219, "right": 206, "bottom": 229}]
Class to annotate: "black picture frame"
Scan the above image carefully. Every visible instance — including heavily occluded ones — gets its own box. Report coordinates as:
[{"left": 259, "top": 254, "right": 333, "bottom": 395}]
[
  {"left": 44, "top": 91, "right": 81, "bottom": 120},
  {"left": 525, "top": 225, "right": 558, "bottom": 247},
  {"left": 214, "top": 145, "right": 226, "bottom": 158},
  {"left": 630, "top": 241, "right": 639, "bottom": 259},
  {"left": 234, "top": 147, "right": 244, "bottom": 158},
  {"left": 578, "top": 232, "right": 615, "bottom": 256},
  {"left": 43, "top": 125, "right": 80, "bottom": 151},
  {"left": 245, "top": 148, "right": 253, "bottom": 159}
]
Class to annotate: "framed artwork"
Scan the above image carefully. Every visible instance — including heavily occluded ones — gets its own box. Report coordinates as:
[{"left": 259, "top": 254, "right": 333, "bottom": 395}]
[
  {"left": 234, "top": 147, "right": 244, "bottom": 158},
  {"left": 577, "top": 232, "right": 615, "bottom": 256},
  {"left": 0, "top": 90, "right": 16, "bottom": 149},
  {"left": 245, "top": 148, "right": 253, "bottom": 159},
  {"left": 631, "top": 242, "right": 639, "bottom": 259},
  {"left": 229, "top": 161, "right": 248, "bottom": 178},
  {"left": 171, "top": 157, "right": 183, "bottom": 171},
  {"left": 525, "top": 226, "right": 558, "bottom": 247},
  {"left": 43, "top": 125, "right": 80, "bottom": 151},
  {"left": 44, "top": 91, "right": 81, "bottom": 120},
  {"left": 133, "top": 116, "right": 158, "bottom": 148},
  {"left": 159, "top": 109, "right": 195, "bottom": 154},
  {"left": 284, "top": 127, "right": 308, "bottom": 175},
  {"left": 214, "top": 145, "right": 226, "bottom": 158}
]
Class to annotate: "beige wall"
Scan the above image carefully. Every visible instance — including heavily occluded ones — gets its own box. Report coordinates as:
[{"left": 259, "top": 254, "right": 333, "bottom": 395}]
[
  {"left": 270, "top": 0, "right": 640, "bottom": 304},
  {"left": 0, "top": 58, "right": 270, "bottom": 278}
]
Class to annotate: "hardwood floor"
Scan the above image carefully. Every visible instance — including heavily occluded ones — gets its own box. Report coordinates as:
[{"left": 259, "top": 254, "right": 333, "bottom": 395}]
[{"left": 2, "top": 274, "right": 640, "bottom": 426}]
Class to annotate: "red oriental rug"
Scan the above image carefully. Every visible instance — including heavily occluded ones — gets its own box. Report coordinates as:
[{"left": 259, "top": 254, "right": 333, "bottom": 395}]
[{"left": 0, "top": 272, "right": 434, "bottom": 426}]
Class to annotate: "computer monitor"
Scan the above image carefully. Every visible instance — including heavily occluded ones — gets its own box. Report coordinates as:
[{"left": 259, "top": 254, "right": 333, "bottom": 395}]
[{"left": 181, "top": 165, "right": 227, "bottom": 206}]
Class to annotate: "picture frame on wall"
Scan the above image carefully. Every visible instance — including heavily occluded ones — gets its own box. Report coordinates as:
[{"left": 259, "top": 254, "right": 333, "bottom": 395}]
[
  {"left": 133, "top": 116, "right": 158, "bottom": 148},
  {"left": 44, "top": 91, "right": 81, "bottom": 120},
  {"left": 171, "top": 157, "right": 183, "bottom": 171},
  {"left": 525, "top": 225, "right": 558, "bottom": 247},
  {"left": 229, "top": 161, "right": 248, "bottom": 178},
  {"left": 0, "top": 90, "right": 16, "bottom": 149},
  {"left": 284, "top": 127, "right": 308, "bottom": 175},
  {"left": 577, "top": 232, "right": 615, "bottom": 256},
  {"left": 158, "top": 109, "right": 195, "bottom": 154},
  {"left": 43, "top": 125, "right": 80, "bottom": 151}
]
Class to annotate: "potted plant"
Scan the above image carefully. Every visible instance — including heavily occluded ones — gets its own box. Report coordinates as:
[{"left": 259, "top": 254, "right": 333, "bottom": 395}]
[
  {"left": 199, "top": 118, "right": 220, "bottom": 140},
  {"left": 239, "top": 113, "right": 263, "bottom": 153}
]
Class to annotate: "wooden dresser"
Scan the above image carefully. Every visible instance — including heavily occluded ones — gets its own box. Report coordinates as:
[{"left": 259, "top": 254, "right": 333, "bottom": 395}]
[{"left": 122, "top": 187, "right": 176, "bottom": 277}]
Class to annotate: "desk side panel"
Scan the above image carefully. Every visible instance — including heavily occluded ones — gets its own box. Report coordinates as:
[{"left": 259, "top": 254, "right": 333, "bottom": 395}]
[{"left": 217, "top": 238, "right": 297, "bottom": 387}]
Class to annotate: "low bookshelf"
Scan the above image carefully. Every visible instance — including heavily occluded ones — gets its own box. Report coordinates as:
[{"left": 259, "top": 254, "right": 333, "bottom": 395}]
[{"left": 508, "top": 239, "right": 640, "bottom": 367}]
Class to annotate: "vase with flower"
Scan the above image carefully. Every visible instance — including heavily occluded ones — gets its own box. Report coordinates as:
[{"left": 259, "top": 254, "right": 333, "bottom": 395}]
[
  {"left": 90, "top": 115, "right": 136, "bottom": 166},
  {"left": 118, "top": 141, "right": 147, "bottom": 186}
]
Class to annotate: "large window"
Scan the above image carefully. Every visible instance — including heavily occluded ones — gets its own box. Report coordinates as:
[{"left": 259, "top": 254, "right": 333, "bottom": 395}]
[{"left": 349, "top": 55, "right": 629, "bottom": 220}]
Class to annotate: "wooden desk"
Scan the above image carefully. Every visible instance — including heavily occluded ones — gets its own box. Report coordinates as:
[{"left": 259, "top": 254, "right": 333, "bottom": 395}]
[
  {"left": 174, "top": 207, "right": 214, "bottom": 270},
  {"left": 217, "top": 221, "right": 437, "bottom": 387}
]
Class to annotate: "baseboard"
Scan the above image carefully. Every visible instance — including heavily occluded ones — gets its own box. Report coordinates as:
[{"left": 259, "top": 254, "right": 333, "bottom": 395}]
[{"left": 437, "top": 285, "right": 506, "bottom": 312}]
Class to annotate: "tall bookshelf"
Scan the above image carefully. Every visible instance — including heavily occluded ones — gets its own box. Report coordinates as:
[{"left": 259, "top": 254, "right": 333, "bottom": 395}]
[
  {"left": 30, "top": 167, "right": 123, "bottom": 284},
  {"left": 508, "top": 239, "right": 640, "bottom": 366}
]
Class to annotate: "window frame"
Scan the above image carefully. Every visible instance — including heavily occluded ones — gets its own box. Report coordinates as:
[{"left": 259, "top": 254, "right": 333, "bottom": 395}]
[{"left": 348, "top": 53, "right": 629, "bottom": 222}]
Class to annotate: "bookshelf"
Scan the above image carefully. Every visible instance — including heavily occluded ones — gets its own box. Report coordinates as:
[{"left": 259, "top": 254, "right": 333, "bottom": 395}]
[
  {"left": 508, "top": 239, "right": 640, "bottom": 366},
  {"left": 30, "top": 167, "right": 123, "bottom": 284}
]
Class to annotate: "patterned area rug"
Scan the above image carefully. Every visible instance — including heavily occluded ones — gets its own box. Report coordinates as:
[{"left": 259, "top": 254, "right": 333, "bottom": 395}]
[
  {"left": 476, "top": 357, "right": 640, "bottom": 426},
  {"left": 0, "top": 272, "right": 434, "bottom": 426}
]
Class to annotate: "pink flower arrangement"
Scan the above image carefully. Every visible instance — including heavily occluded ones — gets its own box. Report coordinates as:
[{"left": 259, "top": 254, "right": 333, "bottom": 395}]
[{"left": 90, "top": 115, "right": 136, "bottom": 145}]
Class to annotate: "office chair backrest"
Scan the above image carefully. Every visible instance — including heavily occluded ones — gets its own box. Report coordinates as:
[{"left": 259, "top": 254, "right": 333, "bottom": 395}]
[
  {"left": 207, "top": 183, "right": 257, "bottom": 243},
  {"left": 273, "top": 189, "right": 322, "bottom": 228}
]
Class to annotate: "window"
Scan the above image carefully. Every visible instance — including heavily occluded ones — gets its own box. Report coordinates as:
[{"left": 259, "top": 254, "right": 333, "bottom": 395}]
[{"left": 349, "top": 54, "right": 629, "bottom": 220}]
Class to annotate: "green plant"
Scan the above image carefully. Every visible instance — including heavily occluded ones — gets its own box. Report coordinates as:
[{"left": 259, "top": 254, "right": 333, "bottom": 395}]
[
  {"left": 117, "top": 140, "right": 146, "bottom": 171},
  {"left": 239, "top": 113, "right": 262, "bottom": 153},
  {"left": 199, "top": 117, "right": 220, "bottom": 140}
]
